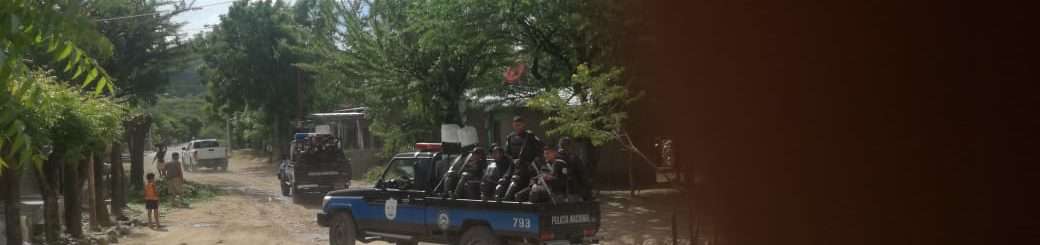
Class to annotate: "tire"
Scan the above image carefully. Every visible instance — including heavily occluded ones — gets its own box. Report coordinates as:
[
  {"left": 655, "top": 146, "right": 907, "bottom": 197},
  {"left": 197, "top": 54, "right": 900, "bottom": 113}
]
[
  {"left": 329, "top": 212, "right": 357, "bottom": 245},
  {"left": 281, "top": 182, "right": 290, "bottom": 196},
  {"left": 290, "top": 182, "right": 298, "bottom": 196},
  {"left": 459, "top": 226, "right": 500, "bottom": 245}
]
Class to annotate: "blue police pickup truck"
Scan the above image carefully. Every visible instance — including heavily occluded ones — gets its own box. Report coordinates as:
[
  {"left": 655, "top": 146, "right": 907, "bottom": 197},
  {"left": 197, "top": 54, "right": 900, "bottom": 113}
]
[{"left": 317, "top": 143, "right": 600, "bottom": 245}]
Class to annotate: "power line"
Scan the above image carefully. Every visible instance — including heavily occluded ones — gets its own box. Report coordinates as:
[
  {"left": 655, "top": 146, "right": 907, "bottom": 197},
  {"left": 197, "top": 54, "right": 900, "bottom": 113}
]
[{"left": 93, "top": 0, "right": 236, "bottom": 22}]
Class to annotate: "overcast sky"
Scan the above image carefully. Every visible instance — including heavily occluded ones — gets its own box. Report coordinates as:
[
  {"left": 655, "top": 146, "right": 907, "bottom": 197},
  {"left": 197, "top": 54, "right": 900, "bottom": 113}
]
[{"left": 171, "top": 0, "right": 237, "bottom": 37}]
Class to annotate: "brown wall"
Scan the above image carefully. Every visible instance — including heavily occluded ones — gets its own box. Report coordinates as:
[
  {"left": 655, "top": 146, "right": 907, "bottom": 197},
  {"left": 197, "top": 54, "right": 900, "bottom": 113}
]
[{"left": 629, "top": 1, "right": 1033, "bottom": 245}]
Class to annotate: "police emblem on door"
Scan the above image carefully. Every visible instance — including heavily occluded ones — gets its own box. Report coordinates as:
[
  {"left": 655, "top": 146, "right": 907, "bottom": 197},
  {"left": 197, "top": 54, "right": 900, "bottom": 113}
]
[
  {"left": 437, "top": 209, "right": 450, "bottom": 230},
  {"left": 385, "top": 198, "right": 398, "bottom": 220}
]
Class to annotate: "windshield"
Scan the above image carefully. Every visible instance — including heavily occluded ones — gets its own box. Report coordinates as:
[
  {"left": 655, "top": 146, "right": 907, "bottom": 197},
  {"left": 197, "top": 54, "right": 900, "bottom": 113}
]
[{"left": 382, "top": 158, "right": 417, "bottom": 183}]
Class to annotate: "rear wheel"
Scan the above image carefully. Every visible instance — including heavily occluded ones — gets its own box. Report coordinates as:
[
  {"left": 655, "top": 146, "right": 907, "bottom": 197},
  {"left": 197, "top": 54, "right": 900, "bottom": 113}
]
[
  {"left": 459, "top": 226, "right": 500, "bottom": 245},
  {"left": 280, "top": 182, "right": 290, "bottom": 196},
  {"left": 329, "top": 212, "right": 357, "bottom": 245}
]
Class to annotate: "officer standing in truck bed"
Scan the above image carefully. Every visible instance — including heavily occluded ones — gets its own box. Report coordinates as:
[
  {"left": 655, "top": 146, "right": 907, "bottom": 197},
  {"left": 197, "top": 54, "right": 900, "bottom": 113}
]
[{"left": 502, "top": 115, "right": 545, "bottom": 201}]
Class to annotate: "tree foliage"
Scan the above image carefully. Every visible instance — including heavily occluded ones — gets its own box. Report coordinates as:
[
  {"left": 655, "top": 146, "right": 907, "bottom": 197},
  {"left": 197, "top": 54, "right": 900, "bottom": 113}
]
[
  {"left": 146, "top": 96, "right": 223, "bottom": 144},
  {"left": 200, "top": 0, "right": 300, "bottom": 115},
  {"left": 298, "top": 0, "right": 512, "bottom": 154},
  {"left": 528, "top": 64, "right": 638, "bottom": 145},
  {"left": 198, "top": 0, "right": 308, "bottom": 158},
  {"left": 86, "top": 0, "right": 194, "bottom": 105},
  {"left": 2, "top": 0, "right": 115, "bottom": 172}
]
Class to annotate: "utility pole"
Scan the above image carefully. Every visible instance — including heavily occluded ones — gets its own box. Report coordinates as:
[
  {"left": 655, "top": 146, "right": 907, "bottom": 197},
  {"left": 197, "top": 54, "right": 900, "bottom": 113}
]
[{"left": 226, "top": 115, "right": 232, "bottom": 152}]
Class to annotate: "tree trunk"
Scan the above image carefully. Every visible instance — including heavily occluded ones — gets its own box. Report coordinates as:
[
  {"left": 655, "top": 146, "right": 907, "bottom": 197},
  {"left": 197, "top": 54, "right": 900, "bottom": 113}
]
[
  {"left": 63, "top": 157, "right": 83, "bottom": 238},
  {"left": 87, "top": 153, "right": 98, "bottom": 231},
  {"left": 109, "top": 142, "right": 126, "bottom": 220},
  {"left": 43, "top": 147, "right": 65, "bottom": 243},
  {"left": 271, "top": 117, "right": 286, "bottom": 164},
  {"left": 270, "top": 118, "right": 279, "bottom": 163},
  {"left": 2, "top": 166, "right": 23, "bottom": 245},
  {"left": 92, "top": 153, "right": 112, "bottom": 227},
  {"left": 127, "top": 115, "right": 152, "bottom": 189}
]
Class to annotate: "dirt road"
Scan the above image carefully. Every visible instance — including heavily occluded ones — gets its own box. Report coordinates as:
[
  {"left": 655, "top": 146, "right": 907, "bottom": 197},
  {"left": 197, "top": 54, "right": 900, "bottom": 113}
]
[{"left": 122, "top": 151, "right": 369, "bottom": 245}]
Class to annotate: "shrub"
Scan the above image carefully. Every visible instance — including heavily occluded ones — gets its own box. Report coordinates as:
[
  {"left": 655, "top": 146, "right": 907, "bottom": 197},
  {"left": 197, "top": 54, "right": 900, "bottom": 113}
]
[{"left": 363, "top": 166, "right": 386, "bottom": 183}]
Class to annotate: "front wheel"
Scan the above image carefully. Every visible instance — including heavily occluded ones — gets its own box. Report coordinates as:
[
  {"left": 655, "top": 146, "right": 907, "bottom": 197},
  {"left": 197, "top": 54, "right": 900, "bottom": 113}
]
[
  {"left": 459, "top": 226, "right": 501, "bottom": 245},
  {"left": 329, "top": 212, "right": 357, "bottom": 245}
]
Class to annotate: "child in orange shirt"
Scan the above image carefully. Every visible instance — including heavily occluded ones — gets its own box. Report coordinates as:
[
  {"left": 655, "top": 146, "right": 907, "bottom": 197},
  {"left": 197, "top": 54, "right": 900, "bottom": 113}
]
[{"left": 144, "top": 173, "right": 160, "bottom": 229}]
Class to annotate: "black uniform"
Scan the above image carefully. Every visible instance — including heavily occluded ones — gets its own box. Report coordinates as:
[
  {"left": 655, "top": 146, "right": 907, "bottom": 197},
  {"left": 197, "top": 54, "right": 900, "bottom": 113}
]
[
  {"left": 482, "top": 154, "right": 513, "bottom": 200},
  {"left": 519, "top": 158, "right": 567, "bottom": 203},
  {"left": 558, "top": 149, "right": 591, "bottom": 200},
  {"left": 454, "top": 153, "right": 487, "bottom": 199},
  {"left": 502, "top": 130, "right": 544, "bottom": 201},
  {"left": 505, "top": 130, "right": 544, "bottom": 164}
]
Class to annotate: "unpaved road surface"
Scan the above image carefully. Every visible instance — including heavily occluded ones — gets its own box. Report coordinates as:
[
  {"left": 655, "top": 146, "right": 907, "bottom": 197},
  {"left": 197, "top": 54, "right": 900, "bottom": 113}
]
[
  {"left": 124, "top": 150, "right": 691, "bottom": 245},
  {"left": 123, "top": 151, "right": 374, "bottom": 245}
]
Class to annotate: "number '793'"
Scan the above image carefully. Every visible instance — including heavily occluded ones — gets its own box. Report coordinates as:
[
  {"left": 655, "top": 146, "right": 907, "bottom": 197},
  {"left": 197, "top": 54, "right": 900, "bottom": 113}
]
[{"left": 512, "top": 217, "right": 531, "bottom": 229}]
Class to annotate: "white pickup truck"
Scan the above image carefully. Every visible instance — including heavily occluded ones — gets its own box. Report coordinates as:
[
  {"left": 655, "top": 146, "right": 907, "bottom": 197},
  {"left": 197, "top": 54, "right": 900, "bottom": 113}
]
[{"left": 181, "top": 139, "right": 229, "bottom": 172}]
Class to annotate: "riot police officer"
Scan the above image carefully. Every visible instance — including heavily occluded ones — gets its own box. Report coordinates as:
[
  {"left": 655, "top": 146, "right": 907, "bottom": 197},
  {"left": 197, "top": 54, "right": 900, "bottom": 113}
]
[
  {"left": 517, "top": 146, "right": 568, "bottom": 203},
  {"left": 557, "top": 137, "right": 591, "bottom": 201},
  {"left": 502, "top": 116, "right": 545, "bottom": 201},
  {"left": 482, "top": 144, "right": 512, "bottom": 200},
  {"left": 453, "top": 147, "right": 487, "bottom": 199},
  {"left": 504, "top": 116, "right": 544, "bottom": 163}
]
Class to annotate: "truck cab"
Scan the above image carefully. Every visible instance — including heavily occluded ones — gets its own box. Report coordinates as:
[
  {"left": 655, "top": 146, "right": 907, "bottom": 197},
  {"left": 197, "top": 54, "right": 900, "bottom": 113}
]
[{"left": 318, "top": 142, "right": 600, "bottom": 245}]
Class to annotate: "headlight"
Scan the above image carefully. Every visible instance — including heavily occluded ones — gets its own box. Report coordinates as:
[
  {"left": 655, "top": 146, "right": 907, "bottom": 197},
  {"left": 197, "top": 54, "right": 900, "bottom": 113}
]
[{"left": 321, "top": 195, "right": 332, "bottom": 208}]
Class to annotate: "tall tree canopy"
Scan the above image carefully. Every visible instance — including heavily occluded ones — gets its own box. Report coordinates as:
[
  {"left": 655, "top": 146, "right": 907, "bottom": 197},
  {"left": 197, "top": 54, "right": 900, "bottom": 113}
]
[
  {"left": 87, "top": 0, "right": 194, "bottom": 105},
  {"left": 199, "top": 0, "right": 309, "bottom": 157},
  {"left": 2, "top": 0, "right": 114, "bottom": 172},
  {"left": 299, "top": 0, "right": 512, "bottom": 153}
]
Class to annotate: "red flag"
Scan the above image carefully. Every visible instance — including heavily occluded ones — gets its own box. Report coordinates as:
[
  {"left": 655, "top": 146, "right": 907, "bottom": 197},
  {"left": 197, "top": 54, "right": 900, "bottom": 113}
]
[{"left": 503, "top": 63, "right": 526, "bottom": 85}]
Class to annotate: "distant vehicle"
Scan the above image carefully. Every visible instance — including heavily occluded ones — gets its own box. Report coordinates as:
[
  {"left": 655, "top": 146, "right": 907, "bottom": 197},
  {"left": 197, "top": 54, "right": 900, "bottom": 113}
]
[
  {"left": 281, "top": 133, "right": 352, "bottom": 196},
  {"left": 318, "top": 125, "right": 600, "bottom": 245},
  {"left": 181, "top": 139, "right": 229, "bottom": 172}
]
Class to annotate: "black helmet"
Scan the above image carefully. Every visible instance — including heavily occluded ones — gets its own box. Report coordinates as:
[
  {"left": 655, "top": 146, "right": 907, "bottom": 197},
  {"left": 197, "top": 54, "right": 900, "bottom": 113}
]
[
  {"left": 471, "top": 146, "right": 486, "bottom": 155},
  {"left": 489, "top": 143, "right": 503, "bottom": 153}
]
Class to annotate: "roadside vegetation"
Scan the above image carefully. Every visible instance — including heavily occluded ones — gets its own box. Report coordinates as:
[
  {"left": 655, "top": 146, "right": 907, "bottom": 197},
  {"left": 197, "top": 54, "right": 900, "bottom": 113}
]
[
  {"left": 363, "top": 165, "right": 387, "bottom": 183},
  {"left": 127, "top": 180, "right": 222, "bottom": 210},
  {"left": 1, "top": 0, "right": 203, "bottom": 244},
  {"left": 197, "top": 0, "right": 646, "bottom": 158}
]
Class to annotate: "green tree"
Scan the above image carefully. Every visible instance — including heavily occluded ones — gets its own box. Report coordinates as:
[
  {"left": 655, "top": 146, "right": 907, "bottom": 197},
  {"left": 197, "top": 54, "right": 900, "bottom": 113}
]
[
  {"left": 87, "top": 0, "right": 194, "bottom": 105},
  {"left": 491, "top": 0, "right": 635, "bottom": 102},
  {"left": 7, "top": 71, "right": 124, "bottom": 241},
  {"left": 85, "top": 0, "right": 194, "bottom": 189},
  {"left": 303, "top": 0, "right": 512, "bottom": 154},
  {"left": 2, "top": 1, "right": 116, "bottom": 243},
  {"left": 199, "top": 0, "right": 306, "bottom": 159}
]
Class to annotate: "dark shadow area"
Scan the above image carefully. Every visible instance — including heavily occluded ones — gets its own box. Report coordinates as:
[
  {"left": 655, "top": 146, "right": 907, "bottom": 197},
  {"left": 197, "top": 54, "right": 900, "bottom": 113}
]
[
  {"left": 629, "top": 2, "right": 1035, "bottom": 245},
  {"left": 290, "top": 192, "right": 325, "bottom": 208}
]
